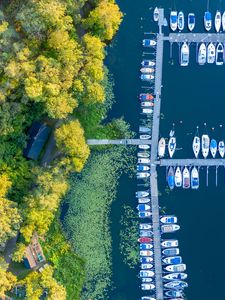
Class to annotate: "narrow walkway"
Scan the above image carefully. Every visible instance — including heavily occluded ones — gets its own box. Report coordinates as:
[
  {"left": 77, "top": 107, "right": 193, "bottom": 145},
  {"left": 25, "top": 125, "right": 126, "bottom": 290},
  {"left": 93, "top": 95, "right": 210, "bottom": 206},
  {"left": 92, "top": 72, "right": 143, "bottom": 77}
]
[
  {"left": 87, "top": 139, "right": 151, "bottom": 145},
  {"left": 165, "top": 32, "right": 225, "bottom": 43},
  {"left": 160, "top": 158, "right": 225, "bottom": 167}
]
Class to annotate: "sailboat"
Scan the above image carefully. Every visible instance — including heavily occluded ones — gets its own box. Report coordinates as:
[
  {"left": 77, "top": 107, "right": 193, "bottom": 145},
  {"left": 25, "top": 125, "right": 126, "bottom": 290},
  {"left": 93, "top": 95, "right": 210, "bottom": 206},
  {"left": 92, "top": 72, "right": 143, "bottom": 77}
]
[
  {"left": 192, "top": 136, "right": 200, "bottom": 158},
  {"left": 222, "top": 12, "right": 225, "bottom": 31},
  {"left": 182, "top": 167, "right": 190, "bottom": 189},
  {"left": 191, "top": 167, "right": 199, "bottom": 190},
  {"left": 218, "top": 141, "right": 225, "bottom": 158},
  {"left": 168, "top": 136, "right": 176, "bottom": 158},
  {"left": 158, "top": 137, "right": 166, "bottom": 158},
  {"left": 174, "top": 167, "right": 182, "bottom": 187},
  {"left": 198, "top": 43, "right": 207, "bottom": 65},
  {"left": 216, "top": 43, "right": 224, "bottom": 66},
  {"left": 167, "top": 167, "right": 175, "bottom": 190},
  {"left": 204, "top": 11, "right": 212, "bottom": 31},
  {"left": 170, "top": 11, "right": 178, "bottom": 31},
  {"left": 210, "top": 139, "right": 217, "bottom": 158},
  {"left": 207, "top": 42, "right": 216, "bottom": 64},
  {"left": 180, "top": 42, "right": 189, "bottom": 66},
  {"left": 201, "top": 134, "right": 210, "bottom": 158},
  {"left": 153, "top": 7, "right": 159, "bottom": 22},
  {"left": 188, "top": 13, "right": 195, "bottom": 31},
  {"left": 215, "top": 10, "right": 222, "bottom": 32},
  {"left": 178, "top": 11, "right": 185, "bottom": 31}
]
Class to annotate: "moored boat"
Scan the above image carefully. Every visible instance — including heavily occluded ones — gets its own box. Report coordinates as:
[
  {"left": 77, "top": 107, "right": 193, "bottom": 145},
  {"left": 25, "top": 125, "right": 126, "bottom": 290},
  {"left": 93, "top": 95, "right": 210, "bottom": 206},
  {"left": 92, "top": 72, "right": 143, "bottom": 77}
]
[
  {"left": 140, "top": 244, "right": 153, "bottom": 251},
  {"left": 141, "top": 283, "right": 155, "bottom": 290},
  {"left": 174, "top": 167, "right": 182, "bottom": 187},
  {"left": 202, "top": 134, "right": 210, "bottom": 158},
  {"left": 218, "top": 140, "right": 225, "bottom": 157},
  {"left": 162, "top": 248, "right": 180, "bottom": 256},
  {"left": 141, "top": 74, "right": 154, "bottom": 81},
  {"left": 141, "top": 262, "right": 153, "bottom": 268},
  {"left": 138, "top": 237, "right": 152, "bottom": 243},
  {"left": 153, "top": 7, "right": 159, "bottom": 22},
  {"left": 137, "top": 165, "right": 150, "bottom": 171},
  {"left": 170, "top": 11, "right": 178, "bottom": 31},
  {"left": 204, "top": 11, "right": 212, "bottom": 31},
  {"left": 210, "top": 139, "right": 217, "bottom": 158},
  {"left": 178, "top": 11, "right": 184, "bottom": 31},
  {"left": 222, "top": 12, "right": 225, "bottom": 31},
  {"left": 142, "top": 108, "right": 153, "bottom": 114},
  {"left": 164, "top": 280, "right": 188, "bottom": 289},
  {"left": 191, "top": 166, "right": 199, "bottom": 190},
  {"left": 139, "top": 270, "right": 154, "bottom": 277},
  {"left": 139, "top": 126, "right": 151, "bottom": 133},
  {"left": 207, "top": 42, "right": 216, "bottom": 64},
  {"left": 167, "top": 166, "right": 175, "bottom": 190},
  {"left": 163, "top": 256, "right": 182, "bottom": 265},
  {"left": 188, "top": 13, "right": 195, "bottom": 31},
  {"left": 216, "top": 43, "right": 224, "bottom": 65},
  {"left": 138, "top": 152, "right": 150, "bottom": 158},
  {"left": 182, "top": 166, "right": 190, "bottom": 189},
  {"left": 140, "top": 230, "right": 153, "bottom": 237},
  {"left": 141, "top": 101, "right": 154, "bottom": 107},
  {"left": 139, "top": 211, "right": 152, "bottom": 218},
  {"left": 180, "top": 42, "right": 189, "bottom": 66},
  {"left": 140, "top": 67, "right": 154, "bottom": 73},
  {"left": 141, "top": 297, "right": 156, "bottom": 300},
  {"left": 138, "top": 145, "right": 150, "bottom": 150},
  {"left": 136, "top": 191, "right": 149, "bottom": 198},
  {"left": 140, "top": 257, "right": 153, "bottom": 263},
  {"left": 168, "top": 137, "right": 176, "bottom": 158},
  {"left": 137, "top": 172, "right": 150, "bottom": 179},
  {"left": 164, "top": 263, "right": 186, "bottom": 272},
  {"left": 141, "top": 60, "right": 155, "bottom": 67},
  {"left": 161, "top": 224, "right": 180, "bottom": 233},
  {"left": 139, "top": 223, "right": 152, "bottom": 230},
  {"left": 161, "top": 216, "right": 177, "bottom": 224},
  {"left": 138, "top": 158, "right": 150, "bottom": 164},
  {"left": 140, "top": 251, "right": 154, "bottom": 257},
  {"left": 140, "top": 134, "right": 151, "bottom": 139},
  {"left": 193, "top": 136, "right": 200, "bottom": 158},
  {"left": 165, "top": 290, "right": 184, "bottom": 298},
  {"left": 138, "top": 198, "right": 151, "bottom": 204},
  {"left": 161, "top": 239, "right": 179, "bottom": 248},
  {"left": 137, "top": 204, "right": 151, "bottom": 211},
  {"left": 198, "top": 43, "right": 206, "bottom": 65},
  {"left": 142, "top": 39, "right": 156, "bottom": 47},
  {"left": 163, "top": 272, "right": 188, "bottom": 281},
  {"left": 158, "top": 137, "right": 166, "bottom": 158},
  {"left": 142, "top": 277, "right": 153, "bottom": 283},
  {"left": 139, "top": 93, "right": 154, "bottom": 101},
  {"left": 215, "top": 10, "right": 221, "bottom": 32}
]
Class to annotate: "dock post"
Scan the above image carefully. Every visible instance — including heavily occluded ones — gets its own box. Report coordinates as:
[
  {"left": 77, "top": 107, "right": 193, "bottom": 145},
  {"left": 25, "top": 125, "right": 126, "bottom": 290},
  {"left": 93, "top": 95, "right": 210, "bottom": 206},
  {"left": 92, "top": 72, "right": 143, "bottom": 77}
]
[
  {"left": 216, "top": 166, "right": 218, "bottom": 187},
  {"left": 206, "top": 166, "right": 209, "bottom": 187},
  {"left": 170, "top": 42, "right": 173, "bottom": 59}
]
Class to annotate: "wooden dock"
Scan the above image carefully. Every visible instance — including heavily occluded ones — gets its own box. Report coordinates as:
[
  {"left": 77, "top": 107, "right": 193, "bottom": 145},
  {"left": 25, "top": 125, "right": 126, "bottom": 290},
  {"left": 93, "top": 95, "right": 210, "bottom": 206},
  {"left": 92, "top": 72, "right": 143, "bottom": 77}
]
[
  {"left": 164, "top": 33, "right": 225, "bottom": 43},
  {"left": 87, "top": 139, "right": 152, "bottom": 145}
]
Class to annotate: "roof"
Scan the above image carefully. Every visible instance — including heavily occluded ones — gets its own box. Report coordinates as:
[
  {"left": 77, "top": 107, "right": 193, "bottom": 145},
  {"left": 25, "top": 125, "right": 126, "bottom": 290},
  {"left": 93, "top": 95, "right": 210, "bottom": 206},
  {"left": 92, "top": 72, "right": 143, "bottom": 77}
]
[{"left": 24, "top": 234, "right": 46, "bottom": 269}]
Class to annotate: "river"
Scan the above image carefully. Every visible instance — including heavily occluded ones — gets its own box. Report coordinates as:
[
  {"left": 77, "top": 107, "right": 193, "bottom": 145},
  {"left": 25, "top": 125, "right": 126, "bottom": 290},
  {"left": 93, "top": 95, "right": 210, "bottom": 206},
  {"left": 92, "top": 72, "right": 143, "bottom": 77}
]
[{"left": 107, "top": 1, "right": 225, "bottom": 300}]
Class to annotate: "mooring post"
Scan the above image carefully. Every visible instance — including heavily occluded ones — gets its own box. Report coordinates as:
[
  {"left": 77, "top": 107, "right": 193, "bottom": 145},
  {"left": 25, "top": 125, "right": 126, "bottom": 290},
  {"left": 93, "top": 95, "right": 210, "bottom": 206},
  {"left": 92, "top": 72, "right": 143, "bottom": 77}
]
[{"left": 206, "top": 166, "right": 209, "bottom": 187}]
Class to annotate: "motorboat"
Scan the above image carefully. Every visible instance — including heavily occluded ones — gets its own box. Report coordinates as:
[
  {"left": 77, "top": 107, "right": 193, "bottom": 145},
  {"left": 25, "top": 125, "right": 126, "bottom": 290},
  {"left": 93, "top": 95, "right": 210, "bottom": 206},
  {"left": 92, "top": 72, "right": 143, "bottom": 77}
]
[
  {"left": 164, "top": 280, "right": 188, "bottom": 289},
  {"left": 142, "top": 277, "right": 153, "bottom": 283},
  {"left": 201, "top": 134, "right": 210, "bottom": 158},
  {"left": 191, "top": 166, "right": 199, "bottom": 190},
  {"left": 142, "top": 39, "right": 156, "bottom": 47},
  {"left": 174, "top": 167, "right": 182, "bottom": 187},
  {"left": 138, "top": 198, "right": 151, "bottom": 204},
  {"left": 138, "top": 237, "right": 152, "bottom": 243},
  {"left": 140, "top": 230, "right": 153, "bottom": 237},
  {"left": 161, "top": 240, "right": 179, "bottom": 248},
  {"left": 207, "top": 42, "right": 216, "bottom": 64},
  {"left": 162, "top": 248, "right": 180, "bottom": 256},
  {"left": 140, "top": 67, "right": 154, "bottom": 73},
  {"left": 161, "top": 224, "right": 180, "bottom": 233},
  {"left": 140, "top": 245, "right": 153, "bottom": 251},
  {"left": 137, "top": 165, "right": 150, "bottom": 172},
  {"left": 192, "top": 136, "right": 200, "bottom": 158},
  {"left": 163, "top": 256, "right": 182, "bottom": 265},
  {"left": 136, "top": 191, "right": 149, "bottom": 198},
  {"left": 222, "top": 12, "right": 225, "bottom": 31},
  {"left": 182, "top": 167, "right": 190, "bottom": 189},
  {"left": 153, "top": 7, "right": 159, "bottom": 22},
  {"left": 163, "top": 272, "right": 188, "bottom": 281},
  {"left": 218, "top": 140, "right": 225, "bottom": 158},
  {"left": 140, "top": 270, "right": 154, "bottom": 277},
  {"left": 140, "top": 251, "right": 154, "bottom": 257},
  {"left": 141, "top": 283, "right": 155, "bottom": 290},
  {"left": 139, "top": 212, "right": 152, "bottom": 218},
  {"left": 138, "top": 158, "right": 150, "bottom": 164},
  {"left": 142, "top": 108, "right": 153, "bottom": 114},
  {"left": 164, "top": 263, "right": 186, "bottom": 272},
  {"left": 165, "top": 290, "right": 184, "bottom": 298},
  {"left": 188, "top": 13, "right": 195, "bottom": 31},
  {"left": 139, "top": 126, "right": 151, "bottom": 133},
  {"left": 139, "top": 223, "right": 152, "bottom": 230},
  {"left": 141, "top": 101, "right": 154, "bottom": 107},
  {"left": 180, "top": 42, "right": 189, "bottom": 67},
  {"left": 216, "top": 43, "right": 224, "bottom": 65},
  {"left": 141, "top": 60, "right": 155, "bottom": 67},
  {"left": 137, "top": 204, "right": 151, "bottom": 211},
  {"left": 138, "top": 152, "right": 150, "bottom": 158},
  {"left": 210, "top": 139, "right": 217, "bottom": 158},
  {"left": 139, "top": 93, "right": 154, "bottom": 101},
  {"left": 140, "top": 134, "right": 151, "bottom": 139},
  {"left": 141, "top": 74, "right": 154, "bottom": 81},
  {"left": 140, "top": 257, "right": 153, "bottom": 263},
  {"left": 160, "top": 216, "right": 177, "bottom": 224},
  {"left": 198, "top": 43, "right": 206, "bottom": 65},
  {"left": 170, "top": 11, "right": 178, "bottom": 31},
  {"left": 178, "top": 11, "right": 184, "bottom": 31},
  {"left": 138, "top": 145, "right": 150, "bottom": 150},
  {"left": 137, "top": 172, "right": 150, "bottom": 179},
  {"left": 167, "top": 166, "right": 175, "bottom": 190},
  {"left": 204, "top": 11, "right": 212, "bottom": 31},
  {"left": 141, "top": 297, "right": 156, "bottom": 300},
  {"left": 168, "top": 137, "right": 176, "bottom": 158},
  {"left": 158, "top": 137, "right": 166, "bottom": 158},
  {"left": 215, "top": 11, "right": 221, "bottom": 32},
  {"left": 141, "top": 263, "right": 153, "bottom": 269}
]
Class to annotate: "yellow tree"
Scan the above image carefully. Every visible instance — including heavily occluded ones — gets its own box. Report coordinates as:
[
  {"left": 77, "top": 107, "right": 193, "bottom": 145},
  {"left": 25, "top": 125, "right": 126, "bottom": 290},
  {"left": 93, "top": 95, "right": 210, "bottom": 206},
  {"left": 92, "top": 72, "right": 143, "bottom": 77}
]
[{"left": 0, "top": 258, "right": 17, "bottom": 298}]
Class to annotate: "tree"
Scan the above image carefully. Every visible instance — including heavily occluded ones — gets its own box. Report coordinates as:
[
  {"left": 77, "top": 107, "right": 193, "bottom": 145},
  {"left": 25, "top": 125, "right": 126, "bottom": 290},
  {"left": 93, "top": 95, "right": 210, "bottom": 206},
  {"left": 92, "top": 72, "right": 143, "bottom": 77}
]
[
  {"left": 0, "top": 257, "right": 17, "bottom": 298},
  {"left": 12, "top": 242, "right": 27, "bottom": 263}
]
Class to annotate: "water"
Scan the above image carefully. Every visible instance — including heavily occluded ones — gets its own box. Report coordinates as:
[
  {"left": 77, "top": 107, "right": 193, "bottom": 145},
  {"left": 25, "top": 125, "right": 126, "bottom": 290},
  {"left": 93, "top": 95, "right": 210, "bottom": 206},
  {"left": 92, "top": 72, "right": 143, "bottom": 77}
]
[{"left": 107, "top": 1, "right": 225, "bottom": 300}]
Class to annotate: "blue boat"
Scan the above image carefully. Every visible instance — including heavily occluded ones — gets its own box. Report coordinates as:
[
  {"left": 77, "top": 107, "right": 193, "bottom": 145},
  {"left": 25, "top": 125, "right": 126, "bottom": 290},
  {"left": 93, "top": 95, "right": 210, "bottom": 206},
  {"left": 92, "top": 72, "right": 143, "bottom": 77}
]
[
  {"left": 188, "top": 13, "right": 195, "bottom": 31},
  {"left": 167, "top": 167, "right": 175, "bottom": 190},
  {"left": 204, "top": 11, "right": 212, "bottom": 31},
  {"left": 191, "top": 166, "right": 199, "bottom": 189},
  {"left": 163, "top": 256, "right": 182, "bottom": 265},
  {"left": 140, "top": 243, "right": 153, "bottom": 250},
  {"left": 137, "top": 204, "right": 151, "bottom": 211},
  {"left": 142, "top": 39, "right": 156, "bottom": 47},
  {"left": 140, "top": 257, "right": 153, "bottom": 263},
  {"left": 210, "top": 139, "right": 217, "bottom": 158}
]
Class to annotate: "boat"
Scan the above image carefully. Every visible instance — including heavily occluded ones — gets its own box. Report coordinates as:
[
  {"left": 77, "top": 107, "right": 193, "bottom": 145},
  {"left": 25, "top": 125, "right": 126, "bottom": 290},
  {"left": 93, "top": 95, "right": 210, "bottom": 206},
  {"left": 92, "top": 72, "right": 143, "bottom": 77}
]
[
  {"left": 142, "top": 108, "right": 153, "bottom": 114},
  {"left": 162, "top": 248, "right": 180, "bottom": 256},
  {"left": 167, "top": 167, "right": 175, "bottom": 190},
  {"left": 204, "top": 11, "right": 212, "bottom": 31},
  {"left": 139, "top": 270, "right": 154, "bottom": 277},
  {"left": 174, "top": 167, "right": 182, "bottom": 187},
  {"left": 140, "top": 134, "right": 151, "bottom": 139},
  {"left": 140, "top": 257, "right": 153, "bottom": 263},
  {"left": 140, "top": 244, "right": 153, "bottom": 250},
  {"left": 136, "top": 191, "right": 149, "bottom": 198},
  {"left": 140, "top": 67, "right": 154, "bottom": 73},
  {"left": 141, "top": 283, "right": 155, "bottom": 290},
  {"left": 210, "top": 139, "right": 217, "bottom": 158},
  {"left": 215, "top": 10, "right": 221, "bottom": 32},
  {"left": 178, "top": 11, "right": 184, "bottom": 31},
  {"left": 138, "top": 145, "right": 150, "bottom": 150},
  {"left": 207, "top": 42, "right": 216, "bottom": 64},
  {"left": 198, "top": 43, "right": 206, "bottom": 65},
  {"left": 138, "top": 152, "right": 150, "bottom": 158},
  {"left": 180, "top": 42, "right": 189, "bottom": 66},
  {"left": 160, "top": 216, "right": 177, "bottom": 224},
  {"left": 142, "top": 39, "right": 156, "bottom": 47},
  {"left": 163, "top": 256, "right": 182, "bottom": 265},
  {"left": 139, "top": 93, "right": 154, "bottom": 101},
  {"left": 137, "top": 172, "right": 150, "bottom": 179},
  {"left": 137, "top": 165, "right": 150, "bottom": 171},
  {"left": 202, "top": 134, "right": 210, "bottom": 158},
  {"left": 141, "top": 74, "right": 154, "bottom": 81},
  {"left": 139, "top": 223, "right": 152, "bottom": 230},
  {"left": 153, "top": 7, "right": 159, "bottom": 22},
  {"left": 164, "top": 280, "right": 188, "bottom": 289},
  {"left": 216, "top": 43, "right": 224, "bottom": 65},
  {"left": 139, "top": 212, "right": 152, "bottom": 218},
  {"left": 141, "top": 60, "right": 155, "bottom": 67},
  {"left": 165, "top": 290, "right": 184, "bottom": 298},
  {"left": 161, "top": 224, "right": 180, "bottom": 233},
  {"left": 140, "top": 230, "right": 153, "bottom": 237},
  {"left": 141, "top": 102, "right": 154, "bottom": 107},
  {"left": 141, "top": 297, "right": 156, "bottom": 300},
  {"left": 137, "top": 204, "right": 151, "bottom": 211},
  {"left": 138, "top": 158, "right": 150, "bottom": 164},
  {"left": 163, "top": 272, "right": 188, "bottom": 281},
  {"left": 138, "top": 198, "right": 151, "bottom": 204},
  {"left": 192, "top": 136, "right": 200, "bottom": 158},
  {"left": 164, "top": 263, "right": 186, "bottom": 272},
  {"left": 218, "top": 141, "right": 225, "bottom": 158},
  {"left": 161, "top": 240, "right": 179, "bottom": 248},
  {"left": 188, "top": 13, "right": 195, "bottom": 31},
  {"left": 170, "top": 11, "right": 178, "bottom": 31},
  {"left": 182, "top": 167, "right": 190, "bottom": 189},
  {"left": 141, "top": 263, "right": 153, "bottom": 269},
  {"left": 158, "top": 137, "right": 166, "bottom": 158},
  {"left": 168, "top": 137, "right": 176, "bottom": 158},
  {"left": 140, "top": 251, "right": 154, "bottom": 257},
  {"left": 222, "top": 12, "right": 225, "bottom": 31},
  {"left": 139, "top": 126, "right": 151, "bottom": 133},
  {"left": 142, "top": 277, "right": 153, "bottom": 283},
  {"left": 138, "top": 237, "right": 152, "bottom": 243},
  {"left": 191, "top": 167, "right": 199, "bottom": 190}
]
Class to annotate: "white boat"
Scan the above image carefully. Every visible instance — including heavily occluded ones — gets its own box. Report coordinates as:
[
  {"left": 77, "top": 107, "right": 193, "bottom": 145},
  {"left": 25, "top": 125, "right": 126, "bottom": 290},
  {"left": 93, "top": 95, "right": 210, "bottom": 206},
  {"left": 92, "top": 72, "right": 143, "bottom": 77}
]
[
  {"left": 161, "top": 224, "right": 180, "bottom": 233},
  {"left": 140, "top": 270, "right": 154, "bottom": 277},
  {"left": 161, "top": 240, "right": 179, "bottom": 248},
  {"left": 140, "top": 67, "right": 154, "bottom": 73},
  {"left": 136, "top": 191, "right": 149, "bottom": 198},
  {"left": 138, "top": 145, "right": 150, "bottom": 150},
  {"left": 218, "top": 141, "right": 225, "bottom": 158},
  {"left": 138, "top": 152, "right": 150, "bottom": 158},
  {"left": 180, "top": 42, "right": 189, "bottom": 66},
  {"left": 137, "top": 204, "right": 151, "bottom": 211},
  {"left": 142, "top": 108, "right": 153, "bottom": 114},
  {"left": 198, "top": 43, "right": 206, "bottom": 65},
  {"left": 142, "top": 277, "right": 153, "bottom": 283},
  {"left": 164, "top": 263, "right": 186, "bottom": 272},
  {"left": 168, "top": 137, "right": 176, "bottom": 158},
  {"left": 137, "top": 165, "right": 150, "bottom": 171},
  {"left": 204, "top": 11, "right": 212, "bottom": 31},
  {"left": 141, "top": 74, "right": 154, "bottom": 81},
  {"left": 140, "top": 134, "right": 151, "bottom": 140},
  {"left": 165, "top": 291, "right": 183, "bottom": 298},
  {"left": 182, "top": 167, "right": 190, "bottom": 189},
  {"left": 139, "top": 126, "right": 151, "bottom": 133},
  {"left": 188, "top": 13, "right": 195, "bottom": 31},
  {"left": 192, "top": 136, "right": 200, "bottom": 158},
  {"left": 140, "top": 251, "right": 154, "bottom": 257},
  {"left": 163, "top": 256, "right": 182, "bottom": 265},
  {"left": 141, "top": 297, "right": 156, "bottom": 300},
  {"left": 191, "top": 167, "right": 199, "bottom": 190},
  {"left": 215, "top": 11, "right": 221, "bottom": 32},
  {"left": 137, "top": 172, "right": 150, "bottom": 179},
  {"left": 141, "top": 102, "right": 154, "bottom": 107},
  {"left": 161, "top": 216, "right": 177, "bottom": 224},
  {"left": 141, "top": 283, "right": 155, "bottom": 290},
  {"left": 141, "top": 60, "right": 155, "bottom": 67},
  {"left": 140, "top": 257, "right": 153, "bottom": 263},
  {"left": 158, "top": 138, "right": 166, "bottom": 158},
  {"left": 138, "top": 158, "right": 150, "bottom": 164},
  {"left": 164, "top": 280, "right": 188, "bottom": 289},
  {"left": 138, "top": 211, "right": 152, "bottom": 218},
  {"left": 222, "top": 12, "right": 225, "bottom": 31},
  {"left": 207, "top": 42, "right": 216, "bottom": 64},
  {"left": 162, "top": 248, "right": 180, "bottom": 256},
  {"left": 141, "top": 263, "right": 153, "bottom": 269},
  {"left": 170, "top": 11, "right": 178, "bottom": 31},
  {"left": 142, "top": 39, "right": 156, "bottom": 47},
  {"left": 153, "top": 7, "right": 159, "bottom": 22},
  {"left": 138, "top": 198, "right": 150, "bottom": 204},
  {"left": 210, "top": 139, "right": 217, "bottom": 158},
  {"left": 139, "top": 223, "right": 152, "bottom": 230},
  {"left": 201, "top": 134, "right": 210, "bottom": 158},
  {"left": 163, "top": 273, "right": 188, "bottom": 281},
  {"left": 174, "top": 167, "right": 182, "bottom": 187},
  {"left": 216, "top": 43, "right": 224, "bottom": 65},
  {"left": 178, "top": 11, "right": 184, "bottom": 31}
]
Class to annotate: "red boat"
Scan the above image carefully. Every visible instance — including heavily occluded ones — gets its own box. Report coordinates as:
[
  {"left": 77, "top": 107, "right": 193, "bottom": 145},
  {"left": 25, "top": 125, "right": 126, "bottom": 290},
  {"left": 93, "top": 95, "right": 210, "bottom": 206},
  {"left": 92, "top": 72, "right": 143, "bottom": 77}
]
[
  {"left": 138, "top": 237, "right": 153, "bottom": 243},
  {"left": 139, "top": 93, "right": 154, "bottom": 101}
]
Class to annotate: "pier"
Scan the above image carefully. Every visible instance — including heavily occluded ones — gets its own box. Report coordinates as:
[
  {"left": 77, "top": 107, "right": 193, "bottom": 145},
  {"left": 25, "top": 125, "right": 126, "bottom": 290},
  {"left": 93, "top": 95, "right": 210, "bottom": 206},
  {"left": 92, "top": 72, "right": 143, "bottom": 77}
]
[
  {"left": 165, "top": 33, "right": 225, "bottom": 43},
  {"left": 160, "top": 159, "right": 225, "bottom": 167},
  {"left": 87, "top": 139, "right": 152, "bottom": 145}
]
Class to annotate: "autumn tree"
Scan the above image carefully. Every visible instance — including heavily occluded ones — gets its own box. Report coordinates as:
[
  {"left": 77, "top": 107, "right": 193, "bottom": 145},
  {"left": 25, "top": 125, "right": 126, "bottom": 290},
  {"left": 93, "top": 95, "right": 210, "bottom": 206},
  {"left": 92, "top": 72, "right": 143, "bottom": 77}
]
[{"left": 0, "top": 258, "right": 17, "bottom": 298}]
